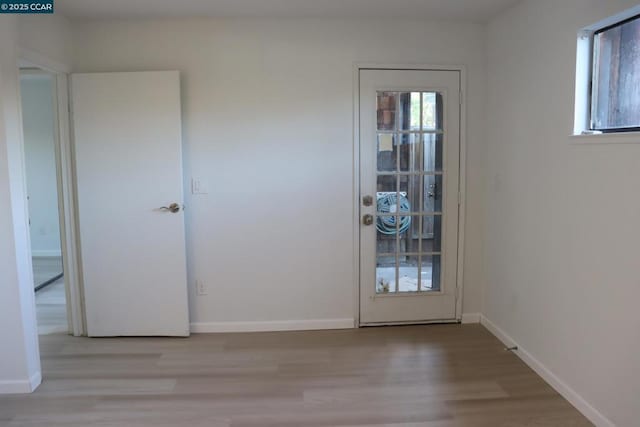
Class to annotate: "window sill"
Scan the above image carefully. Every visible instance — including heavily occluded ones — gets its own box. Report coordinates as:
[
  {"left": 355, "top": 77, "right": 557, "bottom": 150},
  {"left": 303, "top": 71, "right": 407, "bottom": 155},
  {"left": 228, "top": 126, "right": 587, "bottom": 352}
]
[{"left": 570, "top": 132, "right": 640, "bottom": 145}]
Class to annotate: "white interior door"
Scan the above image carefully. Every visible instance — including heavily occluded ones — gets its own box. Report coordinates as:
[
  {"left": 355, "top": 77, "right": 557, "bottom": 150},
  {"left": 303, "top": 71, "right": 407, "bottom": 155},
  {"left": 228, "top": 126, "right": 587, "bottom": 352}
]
[
  {"left": 71, "top": 71, "right": 189, "bottom": 337},
  {"left": 359, "top": 69, "right": 461, "bottom": 325}
]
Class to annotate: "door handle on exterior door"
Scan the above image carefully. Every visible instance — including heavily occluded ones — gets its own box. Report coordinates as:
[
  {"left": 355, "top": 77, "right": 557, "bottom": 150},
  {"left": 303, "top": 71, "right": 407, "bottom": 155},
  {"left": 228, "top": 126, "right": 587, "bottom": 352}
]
[
  {"left": 362, "top": 214, "right": 374, "bottom": 226},
  {"left": 427, "top": 183, "right": 438, "bottom": 199},
  {"left": 159, "top": 203, "right": 181, "bottom": 213}
]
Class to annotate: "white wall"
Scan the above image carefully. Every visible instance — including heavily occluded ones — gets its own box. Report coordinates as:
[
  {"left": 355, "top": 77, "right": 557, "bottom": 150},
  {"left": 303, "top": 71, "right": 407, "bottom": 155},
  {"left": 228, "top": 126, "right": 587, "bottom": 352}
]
[
  {"left": 0, "top": 13, "right": 71, "bottom": 393},
  {"left": 21, "top": 74, "right": 62, "bottom": 257},
  {"left": 486, "top": 1, "right": 640, "bottom": 425},
  {"left": 71, "top": 18, "right": 488, "bottom": 328},
  {"left": 17, "top": 14, "right": 73, "bottom": 71}
]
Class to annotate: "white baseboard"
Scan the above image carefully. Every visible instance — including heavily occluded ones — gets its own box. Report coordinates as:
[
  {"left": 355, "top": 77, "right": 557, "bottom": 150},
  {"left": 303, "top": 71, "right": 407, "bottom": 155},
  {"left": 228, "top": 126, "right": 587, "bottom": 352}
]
[
  {"left": 0, "top": 371, "right": 41, "bottom": 394},
  {"left": 31, "top": 250, "right": 62, "bottom": 257},
  {"left": 460, "top": 312, "right": 481, "bottom": 324},
  {"left": 191, "top": 318, "right": 355, "bottom": 333},
  {"left": 480, "top": 315, "right": 615, "bottom": 427}
]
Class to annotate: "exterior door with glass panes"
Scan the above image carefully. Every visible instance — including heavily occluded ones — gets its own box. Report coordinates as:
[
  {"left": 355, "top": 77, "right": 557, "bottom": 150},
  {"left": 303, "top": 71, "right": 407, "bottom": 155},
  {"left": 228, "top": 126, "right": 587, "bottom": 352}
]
[{"left": 359, "top": 69, "right": 461, "bottom": 324}]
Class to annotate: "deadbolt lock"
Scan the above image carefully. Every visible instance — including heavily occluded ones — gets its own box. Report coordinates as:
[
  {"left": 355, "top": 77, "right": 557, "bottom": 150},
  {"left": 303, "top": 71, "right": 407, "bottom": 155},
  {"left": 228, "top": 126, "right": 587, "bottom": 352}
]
[
  {"left": 362, "top": 195, "right": 373, "bottom": 206},
  {"left": 362, "top": 214, "right": 374, "bottom": 226}
]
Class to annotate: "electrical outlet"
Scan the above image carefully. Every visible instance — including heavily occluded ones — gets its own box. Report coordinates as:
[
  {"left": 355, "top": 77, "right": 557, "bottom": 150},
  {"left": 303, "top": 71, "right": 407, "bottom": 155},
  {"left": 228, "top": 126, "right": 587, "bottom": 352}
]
[{"left": 196, "top": 279, "right": 208, "bottom": 296}]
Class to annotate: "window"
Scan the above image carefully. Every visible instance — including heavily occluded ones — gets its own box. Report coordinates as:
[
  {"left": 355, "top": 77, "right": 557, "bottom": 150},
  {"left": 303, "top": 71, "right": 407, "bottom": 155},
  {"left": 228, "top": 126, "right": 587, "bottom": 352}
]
[{"left": 591, "top": 14, "right": 640, "bottom": 132}]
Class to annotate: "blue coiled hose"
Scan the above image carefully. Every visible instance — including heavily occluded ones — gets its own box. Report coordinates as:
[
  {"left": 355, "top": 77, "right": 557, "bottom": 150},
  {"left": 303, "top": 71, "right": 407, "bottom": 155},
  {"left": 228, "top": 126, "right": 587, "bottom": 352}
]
[{"left": 376, "top": 193, "right": 412, "bottom": 235}]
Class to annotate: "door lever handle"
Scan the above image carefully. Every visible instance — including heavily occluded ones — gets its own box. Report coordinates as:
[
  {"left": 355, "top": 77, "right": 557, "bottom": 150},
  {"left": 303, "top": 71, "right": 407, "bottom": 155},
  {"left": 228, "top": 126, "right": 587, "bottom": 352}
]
[{"left": 159, "top": 203, "right": 181, "bottom": 213}]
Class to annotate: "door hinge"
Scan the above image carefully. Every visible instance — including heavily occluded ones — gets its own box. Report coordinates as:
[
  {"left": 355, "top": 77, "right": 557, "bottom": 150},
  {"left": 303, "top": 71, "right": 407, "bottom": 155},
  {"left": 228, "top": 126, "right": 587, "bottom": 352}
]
[
  {"left": 459, "top": 91, "right": 463, "bottom": 106},
  {"left": 458, "top": 191, "right": 462, "bottom": 206}
]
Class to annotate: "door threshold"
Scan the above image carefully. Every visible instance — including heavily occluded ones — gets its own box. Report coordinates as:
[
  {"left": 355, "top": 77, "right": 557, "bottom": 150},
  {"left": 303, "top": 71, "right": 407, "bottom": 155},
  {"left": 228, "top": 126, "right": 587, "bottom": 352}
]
[{"left": 359, "top": 319, "right": 460, "bottom": 327}]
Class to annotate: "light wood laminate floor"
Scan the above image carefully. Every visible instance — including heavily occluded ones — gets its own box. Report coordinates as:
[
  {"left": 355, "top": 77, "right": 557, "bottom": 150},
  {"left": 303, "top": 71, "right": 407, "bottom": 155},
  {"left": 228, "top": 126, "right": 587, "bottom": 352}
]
[
  {"left": 35, "top": 279, "right": 67, "bottom": 335},
  {"left": 0, "top": 325, "right": 592, "bottom": 426},
  {"left": 32, "top": 256, "right": 63, "bottom": 289}
]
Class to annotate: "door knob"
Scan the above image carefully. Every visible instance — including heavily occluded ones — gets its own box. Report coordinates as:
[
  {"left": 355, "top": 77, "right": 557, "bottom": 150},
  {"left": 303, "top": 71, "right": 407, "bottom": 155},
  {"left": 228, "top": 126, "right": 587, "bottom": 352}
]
[
  {"left": 362, "top": 214, "right": 374, "bottom": 226},
  {"left": 362, "top": 195, "right": 373, "bottom": 206},
  {"left": 160, "top": 203, "right": 181, "bottom": 213}
]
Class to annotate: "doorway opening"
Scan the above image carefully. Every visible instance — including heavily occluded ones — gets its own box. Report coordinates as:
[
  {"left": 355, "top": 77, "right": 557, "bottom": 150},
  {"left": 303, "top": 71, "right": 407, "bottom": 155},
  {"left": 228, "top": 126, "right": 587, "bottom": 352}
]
[{"left": 19, "top": 67, "right": 69, "bottom": 335}]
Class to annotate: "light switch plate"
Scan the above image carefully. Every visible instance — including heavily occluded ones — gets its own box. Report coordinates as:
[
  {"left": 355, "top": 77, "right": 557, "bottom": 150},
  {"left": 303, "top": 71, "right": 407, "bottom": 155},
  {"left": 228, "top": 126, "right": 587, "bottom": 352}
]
[
  {"left": 196, "top": 279, "right": 207, "bottom": 296},
  {"left": 191, "top": 177, "right": 208, "bottom": 195}
]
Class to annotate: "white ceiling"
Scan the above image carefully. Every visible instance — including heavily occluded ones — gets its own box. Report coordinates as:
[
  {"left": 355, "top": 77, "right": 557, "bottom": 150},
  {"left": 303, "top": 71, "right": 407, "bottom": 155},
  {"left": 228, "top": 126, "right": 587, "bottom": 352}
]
[{"left": 56, "top": 0, "right": 521, "bottom": 23}]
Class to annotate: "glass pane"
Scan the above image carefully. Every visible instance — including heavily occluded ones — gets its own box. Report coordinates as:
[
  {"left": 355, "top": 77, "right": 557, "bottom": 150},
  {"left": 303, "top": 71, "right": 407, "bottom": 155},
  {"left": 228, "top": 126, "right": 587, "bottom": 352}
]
[
  {"left": 422, "top": 92, "right": 442, "bottom": 131},
  {"left": 399, "top": 133, "right": 421, "bottom": 171},
  {"left": 420, "top": 255, "right": 441, "bottom": 292},
  {"left": 376, "top": 213, "right": 408, "bottom": 236},
  {"left": 398, "top": 255, "right": 419, "bottom": 292},
  {"left": 376, "top": 214, "right": 399, "bottom": 240},
  {"left": 377, "top": 225, "right": 398, "bottom": 254},
  {"left": 592, "top": 17, "right": 640, "bottom": 130},
  {"left": 376, "top": 256, "right": 396, "bottom": 294},
  {"left": 377, "top": 92, "right": 396, "bottom": 131},
  {"left": 423, "top": 134, "right": 443, "bottom": 172},
  {"left": 377, "top": 134, "right": 397, "bottom": 172},
  {"left": 420, "top": 215, "right": 442, "bottom": 253},
  {"left": 398, "top": 215, "right": 419, "bottom": 253},
  {"left": 399, "top": 92, "right": 421, "bottom": 131},
  {"left": 377, "top": 175, "right": 396, "bottom": 193},
  {"left": 394, "top": 215, "right": 442, "bottom": 254},
  {"left": 424, "top": 175, "right": 443, "bottom": 213},
  {"left": 376, "top": 191, "right": 409, "bottom": 216},
  {"left": 399, "top": 175, "right": 420, "bottom": 214}
]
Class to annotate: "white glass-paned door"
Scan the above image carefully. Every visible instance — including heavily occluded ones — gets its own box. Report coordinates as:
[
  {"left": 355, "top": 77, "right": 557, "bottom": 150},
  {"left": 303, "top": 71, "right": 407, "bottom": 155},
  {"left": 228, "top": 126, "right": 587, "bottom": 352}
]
[{"left": 359, "top": 69, "right": 460, "bottom": 324}]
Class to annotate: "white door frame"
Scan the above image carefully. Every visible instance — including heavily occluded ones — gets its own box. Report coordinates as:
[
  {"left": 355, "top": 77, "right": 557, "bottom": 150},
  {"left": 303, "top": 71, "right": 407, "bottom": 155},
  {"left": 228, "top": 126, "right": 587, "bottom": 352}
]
[
  {"left": 352, "top": 63, "right": 467, "bottom": 327},
  {"left": 18, "top": 48, "right": 86, "bottom": 336}
]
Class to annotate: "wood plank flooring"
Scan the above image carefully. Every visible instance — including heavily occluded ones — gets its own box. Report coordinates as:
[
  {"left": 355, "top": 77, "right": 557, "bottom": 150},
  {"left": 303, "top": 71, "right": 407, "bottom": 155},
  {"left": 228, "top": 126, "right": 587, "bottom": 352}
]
[
  {"left": 0, "top": 325, "right": 592, "bottom": 426},
  {"left": 35, "top": 279, "right": 68, "bottom": 335},
  {"left": 31, "top": 256, "right": 63, "bottom": 290}
]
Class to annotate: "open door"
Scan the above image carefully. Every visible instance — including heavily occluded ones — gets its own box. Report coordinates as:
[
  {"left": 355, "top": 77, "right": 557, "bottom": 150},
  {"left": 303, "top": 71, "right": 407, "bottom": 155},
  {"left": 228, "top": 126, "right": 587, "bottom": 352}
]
[{"left": 71, "top": 71, "right": 189, "bottom": 337}]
